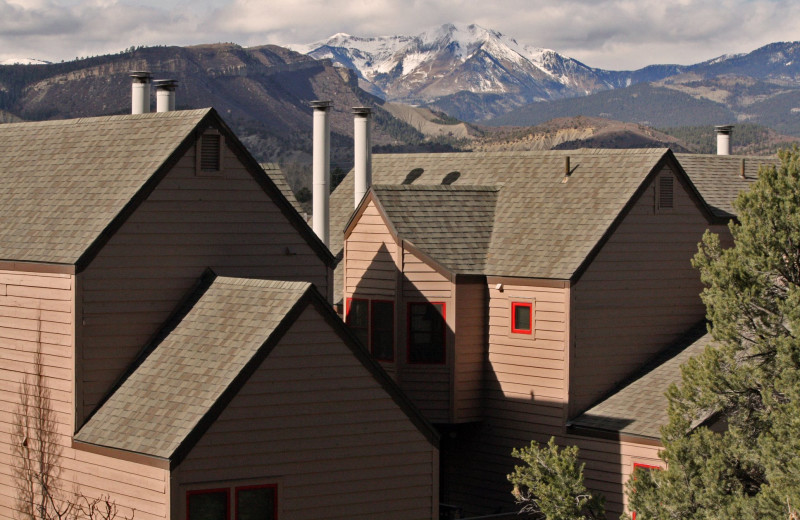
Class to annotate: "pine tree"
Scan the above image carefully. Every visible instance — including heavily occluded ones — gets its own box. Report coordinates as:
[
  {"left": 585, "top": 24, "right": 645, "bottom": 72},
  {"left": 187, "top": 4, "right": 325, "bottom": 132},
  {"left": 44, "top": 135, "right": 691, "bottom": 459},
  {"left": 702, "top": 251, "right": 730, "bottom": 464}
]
[{"left": 627, "top": 147, "right": 800, "bottom": 519}]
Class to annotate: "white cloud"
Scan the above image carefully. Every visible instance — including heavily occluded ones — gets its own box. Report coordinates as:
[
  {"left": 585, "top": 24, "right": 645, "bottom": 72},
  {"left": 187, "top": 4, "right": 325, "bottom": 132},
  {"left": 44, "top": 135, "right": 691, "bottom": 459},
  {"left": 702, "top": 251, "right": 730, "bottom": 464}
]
[{"left": 0, "top": 0, "right": 797, "bottom": 69}]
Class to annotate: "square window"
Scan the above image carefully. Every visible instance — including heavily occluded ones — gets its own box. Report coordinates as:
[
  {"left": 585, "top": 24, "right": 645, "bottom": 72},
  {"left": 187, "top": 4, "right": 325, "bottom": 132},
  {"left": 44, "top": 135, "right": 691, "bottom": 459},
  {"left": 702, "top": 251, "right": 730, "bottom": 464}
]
[
  {"left": 371, "top": 300, "right": 394, "bottom": 362},
  {"left": 511, "top": 302, "right": 532, "bottom": 334},
  {"left": 408, "top": 302, "right": 446, "bottom": 364},
  {"left": 346, "top": 298, "right": 369, "bottom": 347},
  {"left": 187, "top": 489, "right": 229, "bottom": 520},
  {"left": 236, "top": 485, "right": 277, "bottom": 520}
]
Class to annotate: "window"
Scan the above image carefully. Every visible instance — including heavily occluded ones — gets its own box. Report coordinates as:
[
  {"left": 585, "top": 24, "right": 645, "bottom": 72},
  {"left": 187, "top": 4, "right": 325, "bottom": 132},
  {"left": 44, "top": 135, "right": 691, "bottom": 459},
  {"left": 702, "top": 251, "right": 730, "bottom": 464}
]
[
  {"left": 371, "top": 300, "right": 394, "bottom": 361},
  {"left": 630, "top": 463, "right": 662, "bottom": 520},
  {"left": 511, "top": 302, "right": 532, "bottom": 334},
  {"left": 346, "top": 298, "right": 368, "bottom": 347},
  {"left": 408, "top": 302, "right": 446, "bottom": 364},
  {"left": 187, "top": 484, "right": 277, "bottom": 520},
  {"left": 657, "top": 174, "right": 674, "bottom": 210}
]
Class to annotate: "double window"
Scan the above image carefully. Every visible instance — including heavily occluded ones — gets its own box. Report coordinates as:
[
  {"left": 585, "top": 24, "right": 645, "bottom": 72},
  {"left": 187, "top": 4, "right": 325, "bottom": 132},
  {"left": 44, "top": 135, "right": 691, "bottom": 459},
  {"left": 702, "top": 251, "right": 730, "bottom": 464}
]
[
  {"left": 346, "top": 298, "right": 395, "bottom": 362},
  {"left": 187, "top": 484, "right": 277, "bottom": 520},
  {"left": 407, "top": 302, "right": 446, "bottom": 364}
]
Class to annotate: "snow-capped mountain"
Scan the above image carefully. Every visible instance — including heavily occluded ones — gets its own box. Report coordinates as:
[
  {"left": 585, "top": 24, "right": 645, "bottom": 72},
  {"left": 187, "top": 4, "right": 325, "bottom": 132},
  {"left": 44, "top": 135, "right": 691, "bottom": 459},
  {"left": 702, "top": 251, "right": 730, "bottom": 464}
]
[
  {"left": 0, "top": 58, "right": 51, "bottom": 65},
  {"left": 292, "top": 23, "right": 681, "bottom": 109}
]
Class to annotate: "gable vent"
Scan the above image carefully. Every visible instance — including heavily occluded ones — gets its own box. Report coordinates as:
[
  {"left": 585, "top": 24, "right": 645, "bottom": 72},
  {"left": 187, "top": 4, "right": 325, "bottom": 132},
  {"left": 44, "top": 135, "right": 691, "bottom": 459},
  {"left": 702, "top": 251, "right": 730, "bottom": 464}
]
[
  {"left": 200, "top": 134, "right": 221, "bottom": 172},
  {"left": 658, "top": 175, "right": 674, "bottom": 210}
]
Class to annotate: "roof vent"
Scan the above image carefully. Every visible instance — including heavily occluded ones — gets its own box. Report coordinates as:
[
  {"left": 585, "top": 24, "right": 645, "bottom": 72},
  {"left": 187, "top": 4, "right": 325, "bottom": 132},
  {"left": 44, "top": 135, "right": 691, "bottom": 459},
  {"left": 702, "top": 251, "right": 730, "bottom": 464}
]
[
  {"left": 740, "top": 158, "right": 746, "bottom": 179},
  {"left": 658, "top": 175, "right": 674, "bottom": 210},
  {"left": 562, "top": 156, "right": 571, "bottom": 183},
  {"left": 154, "top": 79, "right": 178, "bottom": 112}
]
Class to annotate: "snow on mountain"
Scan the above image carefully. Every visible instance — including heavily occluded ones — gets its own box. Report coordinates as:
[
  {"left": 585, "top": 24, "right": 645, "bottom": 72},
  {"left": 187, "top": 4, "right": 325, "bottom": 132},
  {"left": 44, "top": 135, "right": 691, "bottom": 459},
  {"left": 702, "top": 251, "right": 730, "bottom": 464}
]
[{"left": 0, "top": 58, "right": 50, "bottom": 65}]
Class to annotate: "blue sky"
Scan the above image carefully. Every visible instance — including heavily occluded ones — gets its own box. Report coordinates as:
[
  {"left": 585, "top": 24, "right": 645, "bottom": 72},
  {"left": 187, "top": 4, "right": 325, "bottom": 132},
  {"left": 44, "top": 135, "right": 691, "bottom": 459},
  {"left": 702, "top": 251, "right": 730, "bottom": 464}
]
[{"left": 1, "top": 0, "right": 798, "bottom": 69}]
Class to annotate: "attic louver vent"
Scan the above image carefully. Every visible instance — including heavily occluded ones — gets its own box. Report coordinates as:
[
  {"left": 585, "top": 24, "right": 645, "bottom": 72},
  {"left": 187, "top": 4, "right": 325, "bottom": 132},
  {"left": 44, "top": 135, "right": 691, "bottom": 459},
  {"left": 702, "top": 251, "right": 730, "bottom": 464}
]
[
  {"left": 200, "top": 134, "right": 221, "bottom": 172},
  {"left": 658, "top": 175, "right": 674, "bottom": 210}
]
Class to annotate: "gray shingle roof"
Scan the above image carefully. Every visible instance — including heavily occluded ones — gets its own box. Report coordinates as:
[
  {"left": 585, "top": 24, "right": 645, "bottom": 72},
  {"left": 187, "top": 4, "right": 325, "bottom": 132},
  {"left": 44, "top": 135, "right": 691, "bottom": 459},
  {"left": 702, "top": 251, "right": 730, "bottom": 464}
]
[
  {"left": 75, "top": 276, "right": 311, "bottom": 459},
  {"left": 569, "top": 326, "right": 712, "bottom": 440},
  {"left": 261, "top": 162, "right": 306, "bottom": 218},
  {"left": 372, "top": 185, "right": 499, "bottom": 274},
  {"left": 336, "top": 149, "right": 676, "bottom": 282},
  {"left": 0, "top": 110, "right": 211, "bottom": 265},
  {"left": 676, "top": 153, "right": 779, "bottom": 219}
]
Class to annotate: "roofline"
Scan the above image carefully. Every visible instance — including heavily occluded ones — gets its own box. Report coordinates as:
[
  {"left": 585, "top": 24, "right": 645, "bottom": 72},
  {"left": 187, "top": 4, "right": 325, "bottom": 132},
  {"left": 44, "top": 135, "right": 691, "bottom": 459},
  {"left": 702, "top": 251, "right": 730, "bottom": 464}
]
[
  {"left": 74, "top": 108, "right": 334, "bottom": 273},
  {"left": 566, "top": 425, "right": 662, "bottom": 446},
  {"left": 72, "top": 438, "right": 170, "bottom": 470},
  {"left": 570, "top": 150, "right": 719, "bottom": 283},
  {"left": 0, "top": 260, "right": 75, "bottom": 275}
]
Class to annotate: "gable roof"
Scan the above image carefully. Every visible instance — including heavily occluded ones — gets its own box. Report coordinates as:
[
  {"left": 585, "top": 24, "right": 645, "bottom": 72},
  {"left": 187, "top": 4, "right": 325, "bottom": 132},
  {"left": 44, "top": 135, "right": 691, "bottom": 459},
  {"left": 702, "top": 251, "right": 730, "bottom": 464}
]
[
  {"left": 339, "top": 149, "right": 707, "bottom": 281},
  {"left": 676, "top": 153, "right": 779, "bottom": 219},
  {"left": 74, "top": 273, "right": 437, "bottom": 464},
  {"left": 369, "top": 185, "right": 499, "bottom": 274},
  {"left": 261, "top": 162, "right": 307, "bottom": 218},
  {"left": 568, "top": 324, "right": 711, "bottom": 440},
  {"left": 0, "top": 109, "right": 332, "bottom": 269}
]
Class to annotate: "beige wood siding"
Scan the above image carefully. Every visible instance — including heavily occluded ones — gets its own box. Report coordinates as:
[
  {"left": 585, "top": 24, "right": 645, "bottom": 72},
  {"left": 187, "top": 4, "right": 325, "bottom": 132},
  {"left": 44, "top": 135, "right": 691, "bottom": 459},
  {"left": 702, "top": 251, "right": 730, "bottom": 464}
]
[
  {"left": 0, "top": 270, "right": 169, "bottom": 520},
  {"left": 79, "top": 135, "right": 330, "bottom": 420},
  {"left": 172, "top": 305, "right": 438, "bottom": 520},
  {"left": 570, "top": 165, "right": 711, "bottom": 415},
  {"left": 567, "top": 434, "right": 662, "bottom": 519},
  {"left": 453, "top": 280, "right": 486, "bottom": 422},
  {"left": 344, "top": 200, "right": 398, "bottom": 300},
  {"left": 442, "top": 279, "right": 569, "bottom": 514}
]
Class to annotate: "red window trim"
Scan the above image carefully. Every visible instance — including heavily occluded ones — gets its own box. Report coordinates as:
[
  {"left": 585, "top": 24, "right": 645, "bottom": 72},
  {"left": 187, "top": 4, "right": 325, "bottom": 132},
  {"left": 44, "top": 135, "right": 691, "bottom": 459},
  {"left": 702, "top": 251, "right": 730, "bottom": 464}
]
[
  {"left": 234, "top": 483, "right": 278, "bottom": 520},
  {"left": 630, "top": 463, "right": 662, "bottom": 520},
  {"left": 346, "top": 297, "right": 369, "bottom": 324},
  {"left": 186, "top": 488, "right": 230, "bottom": 520},
  {"left": 407, "top": 301, "right": 447, "bottom": 365},
  {"left": 370, "top": 299, "right": 395, "bottom": 362},
  {"left": 511, "top": 301, "right": 533, "bottom": 334}
]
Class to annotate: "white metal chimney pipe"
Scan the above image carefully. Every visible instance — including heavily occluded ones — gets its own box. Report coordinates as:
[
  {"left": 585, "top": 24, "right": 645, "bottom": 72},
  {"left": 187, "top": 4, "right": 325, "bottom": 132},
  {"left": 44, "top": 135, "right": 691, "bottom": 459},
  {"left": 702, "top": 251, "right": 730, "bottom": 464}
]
[
  {"left": 154, "top": 79, "right": 178, "bottom": 112},
  {"left": 311, "top": 100, "right": 332, "bottom": 247},
  {"left": 715, "top": 125, "right": 733, "bottom": 155},
  {"left": 352, "top": 107, "right": 372, "bottom": 208},
  {"left": 130, "top": 71, "right": 151, "bottom": 114}
]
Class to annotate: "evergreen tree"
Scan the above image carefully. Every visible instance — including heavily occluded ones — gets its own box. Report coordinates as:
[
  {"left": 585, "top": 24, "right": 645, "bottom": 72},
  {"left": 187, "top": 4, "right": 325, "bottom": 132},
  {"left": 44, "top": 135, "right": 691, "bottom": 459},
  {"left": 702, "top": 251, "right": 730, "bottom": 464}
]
[
  {"left": 627, "top": 147, "right": 800, "bottom": 519},
  {"left": 508, "top": 437, "right": 605, "bottom": 520}
]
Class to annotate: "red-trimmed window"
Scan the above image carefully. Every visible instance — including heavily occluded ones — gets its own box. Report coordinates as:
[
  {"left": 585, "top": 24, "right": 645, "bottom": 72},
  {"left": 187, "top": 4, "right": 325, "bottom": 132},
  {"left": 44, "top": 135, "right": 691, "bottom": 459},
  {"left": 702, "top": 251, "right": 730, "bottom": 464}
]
[
  {"left": 630, "top": 463, "right": 662, "bottom": 520},
  {"left": 235, "top": 484, "right": 277, "bottom": 520},
  {"left": 408, "top": 302, "right": 446, "bottom": 364},
  {"left": 346, "top": 298, "right": 369, "bottom": 347},
  {"left": 371, "top": 300, "right": 395, "bottom": 361},
  {"left": 511, "top": 302, "right": 532, "bottom": 334},
  {"left": 187, "top": 488, "right": 230, "bottom": 520}
]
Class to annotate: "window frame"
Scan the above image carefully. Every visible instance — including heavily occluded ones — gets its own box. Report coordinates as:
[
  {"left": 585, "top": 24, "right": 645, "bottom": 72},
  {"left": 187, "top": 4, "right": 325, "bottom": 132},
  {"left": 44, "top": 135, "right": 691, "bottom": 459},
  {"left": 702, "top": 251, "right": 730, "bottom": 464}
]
[
  {"left": 406, "top": 301, "right": 447, "bottom": 365},
  {"left": 370, "top": 299, "right": 395, "bottom": 362},
  {"left": 185, "top": 482, "right": 278, "bottom": 520},
  {"left": 234, "top": 483, "right": 278, "bottom": 520},
  {"left": 186, "top": 487, "right": 231, "bottom": 520},
  {"left": 630, "top": 462, "right": 662, "bottom": 520},
  {"left": 511, "top": 301, "right": 533, "bottom": 334},
  {"left": 345, "top": 297, "right": 369, "bottom": 348}
]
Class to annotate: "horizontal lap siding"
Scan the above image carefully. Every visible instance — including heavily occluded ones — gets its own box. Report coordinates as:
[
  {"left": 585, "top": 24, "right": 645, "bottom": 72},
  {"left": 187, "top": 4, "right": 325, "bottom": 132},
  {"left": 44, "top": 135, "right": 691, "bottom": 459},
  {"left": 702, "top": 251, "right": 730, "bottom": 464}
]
[
  {"left": 80, "top": 139, "right": 329, "bottom": 420},
  {"left": 0, "top": 271, "right": 168, "bottom": 520},
  {"left": 567, "top": 434, "right": 662, "bottom": 518},
  {"left": 453, "top": 281, "right": 486, "bottom": 422},
  {"left": 570, "top": 166, "right": 712, "bottom": 416},
  {"left": 344, "top": 202, "right": 398, "bottom": 300},
  {"left": 444, "top": 281, "right": 569, "bottom": 515},
  {"left": 173, "top": 306, "right": 437, "bottom": 520},
  {"left": 401, "top": 248, "right": 454, "bottom": 423}
]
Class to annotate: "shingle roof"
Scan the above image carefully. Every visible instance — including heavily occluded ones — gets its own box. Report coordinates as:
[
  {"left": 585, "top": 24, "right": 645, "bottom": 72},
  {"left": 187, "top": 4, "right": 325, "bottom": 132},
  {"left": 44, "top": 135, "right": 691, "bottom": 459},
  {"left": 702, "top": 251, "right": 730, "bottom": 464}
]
[
  {"left": 337, "top": 149, "right": 680, "bottom": 281},
  {"left": 371, "top": 185, "right": 499, "bottom": 274},
  {"left": 569, "top": 325, "right": 712, "bottom": 440},
  {"left": 261, "top": 162, "right": 306, "bottom": 218},
  {"left": 676, "top": 154, "right": 779, "bottom": 219},
  {"left": 74, "top": 276, "right": 311, "bottom": 459},
  {"left": 0, "top": 110, "right": 211, "bottom": 265}
]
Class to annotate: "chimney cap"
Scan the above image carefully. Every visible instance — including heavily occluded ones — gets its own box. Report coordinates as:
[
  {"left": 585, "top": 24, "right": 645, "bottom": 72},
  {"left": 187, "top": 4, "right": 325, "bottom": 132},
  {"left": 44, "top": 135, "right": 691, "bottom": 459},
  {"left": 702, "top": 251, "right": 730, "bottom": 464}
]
[
  {"left": 130, "top": 71, "right": 152, "bottom": 82},
  {"left": 352, "top": 106, "right": 372, "bottom": 116},
  {"left": 715, "top": 125, "right": 734, "bottom": 134},
  {"left": 153, "top": 79, "right": 179, "bottom": 91},
  {"left": 310, "top": 100, "right": 332, "bottom": 110}
]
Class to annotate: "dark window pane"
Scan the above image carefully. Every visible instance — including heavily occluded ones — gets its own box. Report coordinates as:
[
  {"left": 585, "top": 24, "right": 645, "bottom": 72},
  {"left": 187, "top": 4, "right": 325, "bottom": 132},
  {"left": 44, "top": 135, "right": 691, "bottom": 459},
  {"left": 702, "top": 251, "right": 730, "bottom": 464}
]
[
  {"left": 371, "top": 301, "right": 394, "bottom": 361},
  {"left": 513, "top": 303, "right": 531, "bottom": 332},
  {"left": 346, "top": 299, "right": 369, "bottom": 347},
  {"left": 188, "top": 490, "right": 228, "bottom": 520},
  {"left": 236, "top": 486, "right": 276, "bottom": 520},
  {"left": 408, "top": 303, "right": 445, "bottom": 363}
]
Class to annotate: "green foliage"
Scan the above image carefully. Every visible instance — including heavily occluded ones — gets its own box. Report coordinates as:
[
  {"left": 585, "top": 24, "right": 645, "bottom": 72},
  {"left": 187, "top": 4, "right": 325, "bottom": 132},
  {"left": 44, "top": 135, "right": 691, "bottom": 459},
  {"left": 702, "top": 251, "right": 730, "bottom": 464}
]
[
  {"left": 508, "top": 438, "right": 605, "bottom": 520},
  {"left": 627, "top": 147, "right": 800, "bottom": 519}
]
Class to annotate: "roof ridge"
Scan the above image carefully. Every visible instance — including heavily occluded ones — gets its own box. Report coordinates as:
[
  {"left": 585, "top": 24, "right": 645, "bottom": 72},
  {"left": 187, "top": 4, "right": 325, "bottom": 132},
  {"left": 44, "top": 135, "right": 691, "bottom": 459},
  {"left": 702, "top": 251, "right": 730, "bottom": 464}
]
[
  {"left": 214, "top": 276, "right": 311, "bottom": 291},
  {"left": 372, "top": 184, "right": 501, "bottom": 192},
  {"left": 2, "top": 108, "right": 212, "bottom": 129}
]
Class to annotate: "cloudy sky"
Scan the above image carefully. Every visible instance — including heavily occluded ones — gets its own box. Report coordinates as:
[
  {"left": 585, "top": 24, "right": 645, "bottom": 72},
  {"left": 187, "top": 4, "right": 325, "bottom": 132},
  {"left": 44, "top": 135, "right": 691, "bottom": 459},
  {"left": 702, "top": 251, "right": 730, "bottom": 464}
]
[{"left": 2, "top": 0, "right": 798, "bottom": 70}]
